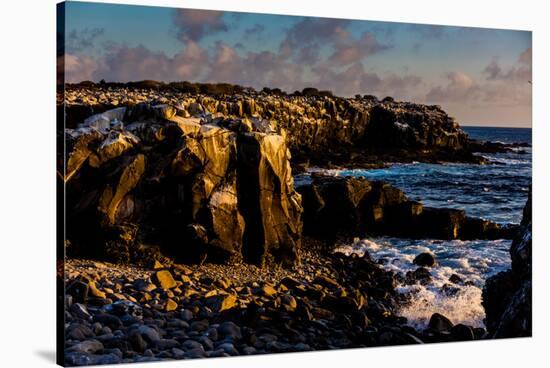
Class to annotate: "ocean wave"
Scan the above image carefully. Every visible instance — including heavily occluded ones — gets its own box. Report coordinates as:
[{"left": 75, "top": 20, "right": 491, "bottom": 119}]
[{"left": 335, "top": 237, "right": 511, "bottom": 328}]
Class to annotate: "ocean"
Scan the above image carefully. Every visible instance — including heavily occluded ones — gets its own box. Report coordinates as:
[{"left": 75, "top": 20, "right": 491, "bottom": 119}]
[{"left": 297, "top": 126, "right": 532, "bottom": 329}]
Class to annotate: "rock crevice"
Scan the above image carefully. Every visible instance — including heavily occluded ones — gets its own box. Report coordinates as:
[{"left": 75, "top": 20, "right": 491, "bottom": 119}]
[{"left": 62, "top": 104, "right": 302, "bottom": 267}]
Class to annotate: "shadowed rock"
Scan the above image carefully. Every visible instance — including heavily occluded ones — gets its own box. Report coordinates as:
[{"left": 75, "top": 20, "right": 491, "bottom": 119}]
[
  {"left": 483, "top": 190, "right": 531, "bottom": 338},
  {"left": 62, "top": 104, "right": 302, "bottom": 267},
  {"left": 298, "top": 175, "right": 517, "bottom": 242}
]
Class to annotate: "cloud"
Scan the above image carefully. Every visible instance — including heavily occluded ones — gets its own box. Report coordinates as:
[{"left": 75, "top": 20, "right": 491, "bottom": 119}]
[
  {"left": 172, "top": 9, "right": 228, "bottom": 42},
  {"left": 518, "top": 47, "right": 532, "bottom": 64},
  {"left": 204, "top": 42, "right": 306, "bottom": 92},
  {"left": 64, "top": 40, "right": 208, "bottom": 83},
  {"left": 284, "top": 18, "right": 350, "bottom": 46},
  {"left": 484, "top": 60, "right": 503, "bottom": 80},
  {"left": 409, "top": 24, "right": 445, "bottom": 39},
  {"left": 313, "top": 62, "right": 422, "bottom": 98},
  {"left": 244, "top": 24, "right": 265, "bottom": 39},
  {"left": 63, "top": 53, "right": 99, "bottom": 82},
  {"left": 66, "top": 28, "right": 104, "bottom": 52},
  {"left": 297, "top": 44, "right": 320, "bottom": 64},
  {"left": 426, "top": 71, "right": 479, "bottom": 102},
  {"left": 483, "top": 48, "right": 532, "bottom": 81},
  {"left": 281, "top": 18, "right": 390, "bottom": 67},
  {"left": 328, "top": 31, "right": 391, "bottom": 66},
  {"left": 427, "top": 62, "right": 531, "bottom": 110}
]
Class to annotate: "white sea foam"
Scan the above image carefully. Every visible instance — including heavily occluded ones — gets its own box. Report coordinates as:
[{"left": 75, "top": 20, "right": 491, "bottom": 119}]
[{"left": 335, "top": 237, "right": 511, "bottom": 329}]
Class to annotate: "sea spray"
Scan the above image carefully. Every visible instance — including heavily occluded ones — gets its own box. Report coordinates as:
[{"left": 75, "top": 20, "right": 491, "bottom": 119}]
[{"left": 335, "top": 237, "right": 512, "bottom": 328}]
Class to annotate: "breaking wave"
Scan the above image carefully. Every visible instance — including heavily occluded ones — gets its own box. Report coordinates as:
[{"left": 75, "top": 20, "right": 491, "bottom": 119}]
[{"left": 335, "top": 237, "right": 512, "bottom": 328}]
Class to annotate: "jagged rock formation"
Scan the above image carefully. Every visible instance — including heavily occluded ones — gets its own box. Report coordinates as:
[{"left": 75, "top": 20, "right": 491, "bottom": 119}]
[
  {"left": 61, "top": 103, "right": 302, "bottom": 267},
  {"left": 482, "top": 191, "right": 532, "bottom": 338},
  {"left": 298, "top": 176, "right": 517, "bottom": 242},
  {"left": 61, "top": 84, "right": 485, "bottom": 168}
]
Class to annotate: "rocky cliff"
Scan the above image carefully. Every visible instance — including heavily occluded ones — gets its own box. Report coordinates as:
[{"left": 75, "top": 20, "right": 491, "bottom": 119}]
[
  {"left": 59, "top": 84, "right": 521, "bottom": 267},
  {"left": 482, "top": 190, "right": 532, "bottom": 338},
  {"left": 60, "top": 84, "right": 485, "bottom": 169},
  {"left": 61, "top": 102, "right": 302, "bottom": 267}
]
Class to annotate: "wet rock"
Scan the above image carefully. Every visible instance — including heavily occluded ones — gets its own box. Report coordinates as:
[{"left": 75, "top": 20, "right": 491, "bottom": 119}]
[
  {"left": 128, "top": 331, "right": 148, "bottom": 352},
  {"left": 180, "top": 309, "right": 193, "bottom": 321},
  {"left": 428, "top": 313, "right": 454, "bottom": 332},
  {"left": 67, "top": 339, "right": 104, "bottom": 354},
  {"left": 66, "top": 281, "right": 89, "bottom": 304},
  {"left": 190, "top": 320, "right": 210, "bottom": 333},
  {"left": 133, "top": 325, "right": 161, "bottom": 344},
  {"left": 66, "top": 323, "right": 94, "bottom": 341},
  {"left": 449, "top": 274, "right": 463, "bottom": 284},
  {"left": 217, "top": 342, "right": 239, "bottom": 355},
  {"left": 406, "top": 267, "right": 432, "bottom": 285},
  {"left": 182, "top": 339, "right": 204, "bottom": 351},
  {"left": 65, "top": 352, "right": 122, "bottom": 366},
  {"left": 413, "top": 252, "right": 436, "bottom": 267},
  {"left": 70, "top": 303, "right": 92, "bottom": 320},
  {"left": 217, "top": 321, "right": 242, "bottom": 341},
  {"left": 93, "top": 314, "right": 123, "bottom": 330},
  {"left": 450, "top": 324, "right": 475, "bottom": 341}
]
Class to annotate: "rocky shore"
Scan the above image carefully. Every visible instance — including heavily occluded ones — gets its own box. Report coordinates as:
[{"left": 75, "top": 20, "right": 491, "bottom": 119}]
[
  {"left": 60, "top": 82, "right": 526, "bottom": 170},
  {"left": 59, "top": 82, "right": 531, "bottom": 365},
  {"left": 63, "top": 241, "right": 491, "bottom": 366}
]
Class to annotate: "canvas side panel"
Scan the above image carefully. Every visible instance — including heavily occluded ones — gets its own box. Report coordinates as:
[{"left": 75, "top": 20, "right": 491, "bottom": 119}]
[{"left": 56, "top": 2, "right": 66, "bottom": 366}]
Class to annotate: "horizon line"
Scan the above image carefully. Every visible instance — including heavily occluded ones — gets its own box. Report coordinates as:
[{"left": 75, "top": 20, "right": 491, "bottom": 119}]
[{"left": 461, "top": 123, "right": 532, "bottom": 129}]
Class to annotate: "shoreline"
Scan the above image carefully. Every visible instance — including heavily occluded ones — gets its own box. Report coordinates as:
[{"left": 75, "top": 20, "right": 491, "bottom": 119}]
[
  {"left": 63, "top": 236, "right": 488, "bottom": 365},
  {"left": 59, "top": 82, "right": 531, "bottom": 365}
]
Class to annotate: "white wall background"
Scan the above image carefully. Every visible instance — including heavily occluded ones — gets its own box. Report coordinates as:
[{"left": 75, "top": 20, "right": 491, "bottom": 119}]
[{"left": 0, "top": 0, "right": 548, "bottom": 367}]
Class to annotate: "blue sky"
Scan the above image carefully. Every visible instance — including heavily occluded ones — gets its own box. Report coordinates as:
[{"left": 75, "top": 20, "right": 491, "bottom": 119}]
[{"left": 61, "top": 1, "right": 532, "bottom": 127}]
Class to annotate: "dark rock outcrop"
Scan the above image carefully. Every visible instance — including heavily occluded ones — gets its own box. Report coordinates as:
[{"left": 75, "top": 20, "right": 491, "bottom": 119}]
[
  {"left": 61, "top": 104, "right": 302, "bottom": 267},
  {"left": 482, "top": 191, "right": 532, "bottom": 338},
  {"left": 298, "top": 175, "right": 517, "bottom": 242},
  {"left": 61, "top": 85, "right": 485, "bottom": 168}
]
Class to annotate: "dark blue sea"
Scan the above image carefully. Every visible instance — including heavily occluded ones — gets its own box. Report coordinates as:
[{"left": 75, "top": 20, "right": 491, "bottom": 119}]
[
  {"left": 298, "top": 126, "right": 532, "bottom": 224},
  {"left": 297, "top": 126, "right": 532, "bottom": 329}
]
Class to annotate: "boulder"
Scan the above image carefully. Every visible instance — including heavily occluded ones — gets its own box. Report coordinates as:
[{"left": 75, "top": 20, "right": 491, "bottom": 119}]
[
  {"left": 450, "top": 324, "right": 475, "bottom": 341},
  {"left": 204, "top": 293, "right": 237, "bottom": 313},
  {"left": 153, "top": 270, "right": 177, "bottom": 290},
  {"left": 428, "top": 313, "right": 454, "bottom": 332},
  {"left": 413, "top": 252, "right": 436, "bottom": 267}
]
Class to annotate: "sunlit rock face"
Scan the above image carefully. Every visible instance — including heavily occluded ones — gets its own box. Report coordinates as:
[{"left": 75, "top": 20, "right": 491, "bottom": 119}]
[
  {"left": 61, "top": 103, "right": 302, "bottom": 267},
  {"left": 62, "top": 86, "right": 482, "bottom": 168}
]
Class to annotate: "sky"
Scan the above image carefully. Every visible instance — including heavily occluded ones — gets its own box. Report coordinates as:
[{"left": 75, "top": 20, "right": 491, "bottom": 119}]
[{"left": 60, "top": 1, "right": 532, "bottom": 127}]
